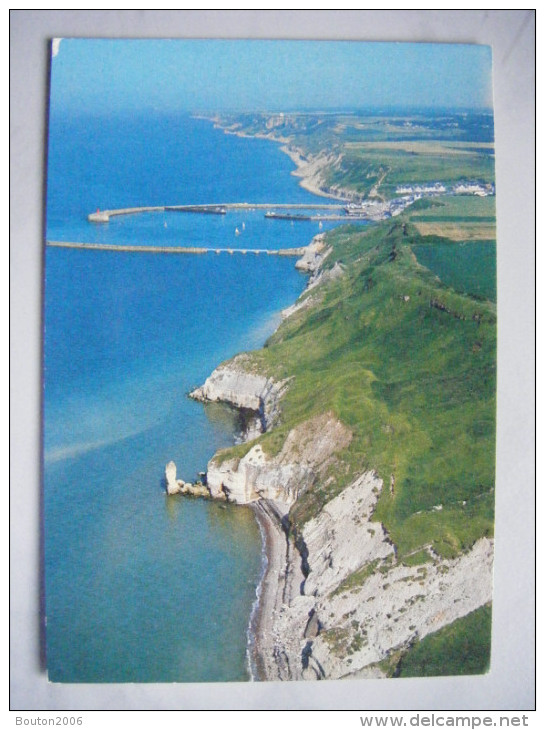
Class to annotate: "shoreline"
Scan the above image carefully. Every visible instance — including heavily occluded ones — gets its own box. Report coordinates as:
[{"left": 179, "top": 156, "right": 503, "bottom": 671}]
[
  {"left": 203, "top": 114, "right": 347, "bottom": 204},
  {"left": 188, "top": 113, "right": 496, "bottom": 682},
  {"left": 247, "top": 500, "right": 289, "bottom": 682},
  {"left": 188, "top": 115, "right": 334, "bottom": 681},
  {"left": 189, "top": 120, "right": 333, "bottom": 678},
  {"left": 200, "top": 114, "right": 495, "bottom": 218}
]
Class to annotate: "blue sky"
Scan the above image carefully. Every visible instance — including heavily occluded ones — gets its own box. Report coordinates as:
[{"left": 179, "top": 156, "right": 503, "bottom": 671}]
[{"left": 50, "top": 38, "right": 493, "bottom": 114}]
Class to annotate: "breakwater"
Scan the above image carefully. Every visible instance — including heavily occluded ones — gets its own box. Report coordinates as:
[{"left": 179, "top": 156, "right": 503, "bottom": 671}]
[
  {"left": 88, "top": 202, "right": 346, "bottom": 223},
  {"left": 46, "top": 241, "right": 307, "bottom": 256}
]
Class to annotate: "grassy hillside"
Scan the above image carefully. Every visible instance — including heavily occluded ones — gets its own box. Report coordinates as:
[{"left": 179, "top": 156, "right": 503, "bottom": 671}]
[
  {"left": 224, "top": 219, "right": 496, "bottom": 561},
  {"left": 395, "top": 604, "right": 492, "bottom": 677},
  {"left": 207, "top": 111, "right": 496, "bottom": 674}
]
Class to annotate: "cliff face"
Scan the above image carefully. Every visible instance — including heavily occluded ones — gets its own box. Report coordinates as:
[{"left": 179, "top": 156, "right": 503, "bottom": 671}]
[
  {"left": 190, "top": 353, "right": 288, "bottom": 436},
  {"left": 191, "top": 377, "right": 493, "bottom": 680},
  {"left": 215, "top": 449, "right": 493, "bottom": 681},
  {"left": 266, "top": 471, "right": 493, "bottom": 681},
  {"left": 207, "top": 413, "right": 352, "bottom": 508},
  {"left": 183, "top": 233, "right": 494, "bottom": 681},
  {"left": 293, "top": 234, "right": 329, "bottom": 273},
  {"left": 309, "top": 534, "right": 493, "bottom": 680}
]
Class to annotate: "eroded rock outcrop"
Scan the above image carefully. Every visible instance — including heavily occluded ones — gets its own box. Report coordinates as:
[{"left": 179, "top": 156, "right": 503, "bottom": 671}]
[
  {"left": 164, "top": 460, "right": 209, "bottom": 498},
  {"left": 207, "top": 412, "right": 352, "bottom": 507},
  {"left": 294, "top": 234, "right": 329, "bottom": 273},
  {"left": 306, "top": 260, "right": 345, "bottom": 293},
  {"left": 165, "top": 460, "right": 180, "bottom": 495},
  {"left": 189, "top": 354, "right": 288, "bottom": 435}
]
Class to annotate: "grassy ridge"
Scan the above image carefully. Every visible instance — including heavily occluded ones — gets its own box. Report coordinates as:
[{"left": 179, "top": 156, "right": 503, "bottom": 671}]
[
  {"left": 236, "top": 220, "right": 496, "bottom": 560},
  {"left": 406, "top": 194, "right": 496, "bottom": 219},
  {"left": 209, "top": 111, "right": 496, "bottom": 674}
]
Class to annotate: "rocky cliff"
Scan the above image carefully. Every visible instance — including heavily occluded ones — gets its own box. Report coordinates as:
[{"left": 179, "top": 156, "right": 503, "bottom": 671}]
[
  {"left": 257, "top": 471, "right": 493, "bottom": 681},
  {"left": 189, "top": 353, "right": 289, "bottom": 438},
  {"left": 204, "top": 440, "right": 493, "bottom": 680},
  {"left": 178, "top": 231, "right": 494, "bottom": 681},
  {"left": 207, "top": 412, "right": 352, "bottom": 506},
  {"left": 188, "top": 359, "right": 493, "bottom": 681}
]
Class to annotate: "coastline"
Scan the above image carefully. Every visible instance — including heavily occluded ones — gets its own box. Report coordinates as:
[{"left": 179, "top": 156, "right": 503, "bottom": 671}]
[
  {"left": 188, "top": 115, "right": 495, "bottom": 681},
  {"left": 247, "top": 500, "right": 289, "bottom": 682},
  {"left": 189, "top": 115, "right": 335, "bottom": 682},
  {"left": 203, "top": 114, "right": 346, "bottom": 204},
  {"left": 193, "top": 115, "right": 361, "bottom": 680},
  {"left": 188, "top": 216, "right": 495, "bottom": 680}
]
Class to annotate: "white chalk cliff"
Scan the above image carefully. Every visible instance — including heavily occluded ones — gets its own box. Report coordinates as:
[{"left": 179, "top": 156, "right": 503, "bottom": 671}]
[
  {"left": 207, "top": 412, "right": 352, "bottom": 506},
  {"left": 189, "top": 353, "right": 288, "bottom": 435},
  {"left": 260, "top": 471, "right": 493, "bottom": 681}
]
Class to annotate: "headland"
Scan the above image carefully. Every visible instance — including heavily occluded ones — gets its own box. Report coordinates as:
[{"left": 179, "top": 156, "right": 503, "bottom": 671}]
[
  {"left": 168, "top": 111, "right": 496, "bottom": 680},
  {"left": 172, "top": 224, "right": 495, "bottom": 678}
]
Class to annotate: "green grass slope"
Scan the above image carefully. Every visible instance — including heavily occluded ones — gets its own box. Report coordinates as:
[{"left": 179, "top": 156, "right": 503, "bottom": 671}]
[
  {"left": 395, "top": 604, "right": 492, "bottom": 677},
  {"left": 206, "top": 112, "right": 496, "bottom": 675},
  {"left": 229, "top": 219, "right": 496, "bottom": 561}
]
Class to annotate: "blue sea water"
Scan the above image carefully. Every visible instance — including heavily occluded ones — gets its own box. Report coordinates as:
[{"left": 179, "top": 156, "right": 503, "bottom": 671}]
[{"left": 43, "top": 112, "right": 339, "bottom": 682}]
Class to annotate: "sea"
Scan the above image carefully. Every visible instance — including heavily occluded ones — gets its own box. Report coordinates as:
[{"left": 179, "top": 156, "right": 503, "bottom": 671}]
[{"left": 43, "top": 111, "right": 340, "bottom": 682}]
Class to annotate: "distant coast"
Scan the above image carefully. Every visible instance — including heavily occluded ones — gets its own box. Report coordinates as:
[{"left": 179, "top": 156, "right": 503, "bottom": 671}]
[
  {"left": 204, "top": 114, "right": 344, "bottom": 203},
  {"left": 204, "top": 114, "right": 494, "bottom": 221}
]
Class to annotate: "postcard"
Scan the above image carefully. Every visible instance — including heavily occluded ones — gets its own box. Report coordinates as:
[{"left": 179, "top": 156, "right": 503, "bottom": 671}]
[{"left": 43, "top": 38, "right": 496, "bottom": 683}]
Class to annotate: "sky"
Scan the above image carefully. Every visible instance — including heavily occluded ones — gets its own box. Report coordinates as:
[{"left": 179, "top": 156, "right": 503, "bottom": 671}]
[{"left": 50, "top": 38, "right": 493, "bottom": 115}]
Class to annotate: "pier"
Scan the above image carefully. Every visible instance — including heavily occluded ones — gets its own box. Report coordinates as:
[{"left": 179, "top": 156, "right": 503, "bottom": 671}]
[
  {"left": 46, "top": 241, "right": 307, "bottom": 257},
  {"left": 88, "top": 202, "right": 347, "bottom": 223}
]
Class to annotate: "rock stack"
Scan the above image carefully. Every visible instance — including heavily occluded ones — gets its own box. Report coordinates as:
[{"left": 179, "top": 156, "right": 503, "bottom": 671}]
[{"left": 164, "top": 461, "right": 209, "bottom": 498}]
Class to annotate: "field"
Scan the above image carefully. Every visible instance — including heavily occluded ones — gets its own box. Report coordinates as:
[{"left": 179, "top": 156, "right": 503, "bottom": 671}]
[
  {"left": 406, "top": 194, "right": 496, "bottom": 219},
  {"left": 405, "top": 195, "right": 497, "bottom": 300},
  {"left": 412, "top": 223, "right": 496, "bottom": 240},
  {"left": 412, "top": 240, "right": 496, "bottom": 301},
  {"left": 215, "top": 111, "right": 495, "bottom": 201},
  {"left": 407, "top": 193, "right": 497, "bottom": 242}
]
